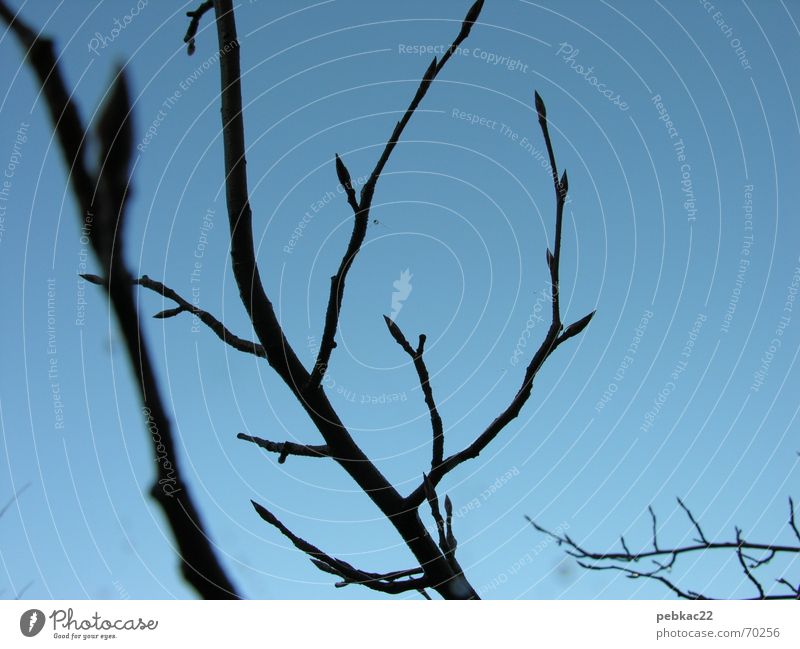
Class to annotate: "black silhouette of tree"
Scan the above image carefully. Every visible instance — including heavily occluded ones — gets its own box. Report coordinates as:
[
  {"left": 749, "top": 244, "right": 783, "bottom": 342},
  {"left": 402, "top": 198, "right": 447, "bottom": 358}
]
[{"left": 1, "top": 0, "right": 594, "bottom": 599}]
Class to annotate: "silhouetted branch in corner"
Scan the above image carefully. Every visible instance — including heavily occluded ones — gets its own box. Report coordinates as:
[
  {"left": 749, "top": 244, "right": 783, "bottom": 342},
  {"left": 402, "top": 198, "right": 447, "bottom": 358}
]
[{"left": 529, "top": 497, "right": 800, "bottom": 600}]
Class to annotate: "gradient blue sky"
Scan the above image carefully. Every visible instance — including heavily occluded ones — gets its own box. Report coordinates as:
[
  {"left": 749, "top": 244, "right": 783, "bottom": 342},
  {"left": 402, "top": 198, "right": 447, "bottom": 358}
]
[{"left": 1, "top": 0, "right": 798, "bottom": 600}]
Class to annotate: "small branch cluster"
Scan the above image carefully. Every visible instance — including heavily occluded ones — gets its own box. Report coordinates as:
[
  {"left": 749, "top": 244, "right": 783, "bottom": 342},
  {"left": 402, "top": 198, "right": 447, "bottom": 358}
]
[
  {"left": 529, "top": 497, "right": 800, "bottom": 600},
  {"left": 1, "top": 0, "right": 239, "bottom": 599}
]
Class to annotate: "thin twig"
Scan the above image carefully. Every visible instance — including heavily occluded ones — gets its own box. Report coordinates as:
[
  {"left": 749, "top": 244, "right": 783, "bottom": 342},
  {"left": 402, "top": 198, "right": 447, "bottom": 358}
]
[
  {"left": 213, "top": 0, "right": 480, "bottom": 599},
  {"left": 1, "top": 0, "right": 239, "bottom": 599},
  {"left": 308, "top": 0, "right": 486, "bottom": 391},
  {"left": 251, "top": 500, "right": 428, "bottom": 594},
  {"left": 403, "top": 91, "right": 593, "bottom": 510},
  {"left": 384, "top": 317, "right": 444, "bottom": 469},
  {"left": 237, "top": 433, "right": 329, "bottom": 463},
  {"left": 789, "top": 497, "right": 800, "bottom": 544}
]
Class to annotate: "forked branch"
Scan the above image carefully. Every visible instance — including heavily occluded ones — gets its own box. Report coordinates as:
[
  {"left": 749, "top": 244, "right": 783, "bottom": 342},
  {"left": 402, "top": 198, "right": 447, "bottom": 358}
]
[
  {"left": 384, "top": 317, "right": 444, "bottom": 470},
  {"left": 308, "top": 0, "right": 486, "bottom": 391},
  {"left": 1, "top": 0, "right": 239, "bottom": 599},
  {"left": 529, "top": 498, "right": 800, "bottom": 600}
]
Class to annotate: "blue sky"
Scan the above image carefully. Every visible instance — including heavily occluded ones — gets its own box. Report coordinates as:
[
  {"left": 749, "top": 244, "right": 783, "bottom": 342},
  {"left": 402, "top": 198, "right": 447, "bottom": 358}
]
[{"left": 1, "top": 0, "right": 798, "bottom": 599}]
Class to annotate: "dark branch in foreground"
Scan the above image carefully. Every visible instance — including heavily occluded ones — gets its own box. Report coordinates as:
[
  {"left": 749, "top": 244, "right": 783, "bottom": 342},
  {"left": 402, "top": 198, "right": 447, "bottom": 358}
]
[
  {"left": 307, "top": 0, "right": 486, "bottom": 392},
  {"left": 1, "top": 0, "right": 238, "bottom": 599},
  {"left": 528, "top": 497, "right": 800, "bottom": 600}
]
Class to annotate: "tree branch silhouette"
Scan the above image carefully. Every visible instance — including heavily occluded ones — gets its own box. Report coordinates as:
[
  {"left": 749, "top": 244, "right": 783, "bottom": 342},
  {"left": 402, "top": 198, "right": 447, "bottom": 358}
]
[
  {"left": 0, "top": 0, "right": 239, "bottom": 599},
  {"left": 207, "top": 0, "right": 593, "bottom": 598},
  {"left": 529, "top": 497, "right": 800, "bottom": 600}
]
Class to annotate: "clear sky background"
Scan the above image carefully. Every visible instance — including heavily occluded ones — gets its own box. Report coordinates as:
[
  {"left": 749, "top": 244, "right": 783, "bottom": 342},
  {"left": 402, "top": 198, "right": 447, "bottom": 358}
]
[{"left": 0, "top": 0, "right": 798, "bottom": 600}]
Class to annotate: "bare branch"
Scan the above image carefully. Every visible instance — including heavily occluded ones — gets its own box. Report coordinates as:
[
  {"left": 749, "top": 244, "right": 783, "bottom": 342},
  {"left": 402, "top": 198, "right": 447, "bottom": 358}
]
[
  {"left": 384, "top": 317, "right": 444, "bottom": 469},
  {"left": 776, "top": 578, "right": 800, "bottom": 598},
  {"left": 648, "top": 506, "right": 660, "bottom": 553},
  {"left": 444, "top": 495, "right": 457, "bottom": 553},
  {"left": 530, "top": 499, "right": 800, "bottom": 600},
  {"left": 84, "top": 272, "right": 265, "bottom": 357},
  {"left": 0, "top": 1, "right": 94, "bottom": 220},
  {"left": 133, "top": 275, "right": 266, "bottom": 358},
  {"left": 422, "top": 477, "right": 466, "bottom": 582},
  {"left": 423, "top": 474, "right": 449, "bottom": 554},
  {"left": 735, "top": 527, "right": 765, "bottom": 599},
  {"left": 184, "top": 1, "right": 214, "bottom": 55},
  {"left": 0, "top": 484, "right": 30, "bottom": 519},
  {"left": 308, "top": 0, "right": 487, "bottom": 391},
  {"left": 251, "top": 500, "right": 428, "bottom": 594},
  {"left": 789, "top": 497, "right": 800, "bottom": 544},
  {"left": 237, "top": 433, "right": 329, "bottom": 463},
  {"left": 577, "top": 561, "right": 708, "bottom": 600}
]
